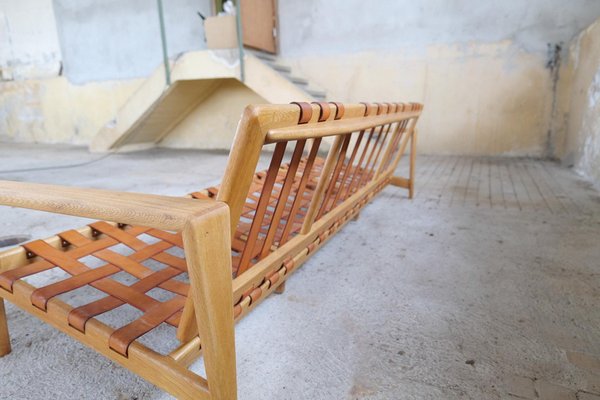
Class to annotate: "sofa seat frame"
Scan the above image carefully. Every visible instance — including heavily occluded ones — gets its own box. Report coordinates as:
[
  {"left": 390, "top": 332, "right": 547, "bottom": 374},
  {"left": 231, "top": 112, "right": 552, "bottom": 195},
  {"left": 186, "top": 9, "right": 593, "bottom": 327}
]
[{"left": 0, "top": 101, "right": 422, "bottom": 399}]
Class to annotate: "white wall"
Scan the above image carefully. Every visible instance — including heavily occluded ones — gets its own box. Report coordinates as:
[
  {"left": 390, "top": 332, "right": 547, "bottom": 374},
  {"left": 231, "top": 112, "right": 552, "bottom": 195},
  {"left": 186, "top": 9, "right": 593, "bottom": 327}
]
[
  {"left": 278, "top": 0, "right": 600, "bottom": 58},
  {"left": 0, "top": 0, "right": 62, "bottom": 80},
  {"left": 53, "top": 0, "right": 213, "bottom": 83}
]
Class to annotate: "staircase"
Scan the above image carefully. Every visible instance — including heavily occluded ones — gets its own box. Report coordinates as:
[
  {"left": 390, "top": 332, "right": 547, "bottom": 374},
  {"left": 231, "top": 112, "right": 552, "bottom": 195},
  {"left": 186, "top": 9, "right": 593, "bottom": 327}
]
[
  {"left": 251, "top": 51, "right": 327, "bottom": 101},
  {"left": 90, "top": 50, "right": 327, "bottom": 152}
]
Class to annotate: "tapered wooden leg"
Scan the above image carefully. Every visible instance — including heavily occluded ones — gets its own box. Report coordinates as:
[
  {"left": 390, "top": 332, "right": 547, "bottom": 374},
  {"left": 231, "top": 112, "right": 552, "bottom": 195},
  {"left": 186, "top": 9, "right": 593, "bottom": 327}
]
[
  {"left": 408, "top": 130, "right": 418, "bottom": 199},
  {"left": 0, "top": 298, "right": 11, "bottom": 357},
  {"left": 274, "top": 281, "right": 286, "bottom": 294},
  {"left": 183, "top": 205, "right": 237, "bottom": 400}
]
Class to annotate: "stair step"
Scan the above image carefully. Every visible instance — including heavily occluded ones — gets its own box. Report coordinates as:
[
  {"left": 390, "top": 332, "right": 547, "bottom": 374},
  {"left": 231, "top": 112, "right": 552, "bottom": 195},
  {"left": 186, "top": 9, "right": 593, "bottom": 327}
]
[
  {"left": 251, "top": 52, "right": 325, "bottom": 100},
  {"left": 269, "top": 63, "right": 292, "bottom": 73},
  {"left": 252, "top": 51, "right": 278, "bottom": 62},
  {"left": 289, "top": 76, "right": 309, "bottom": 85},
  {"left": 307, "top": 89, "right": 327, "bottom": 100}
]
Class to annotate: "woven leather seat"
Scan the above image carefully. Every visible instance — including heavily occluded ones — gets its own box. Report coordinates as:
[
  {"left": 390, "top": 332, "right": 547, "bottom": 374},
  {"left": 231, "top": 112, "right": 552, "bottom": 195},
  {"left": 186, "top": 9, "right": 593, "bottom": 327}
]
[
  {"left": 0, "top": 154, "right": 376, "bottom": 356},
  {"left": 0, "top": 155, "right": 341, "bottom": 355}
]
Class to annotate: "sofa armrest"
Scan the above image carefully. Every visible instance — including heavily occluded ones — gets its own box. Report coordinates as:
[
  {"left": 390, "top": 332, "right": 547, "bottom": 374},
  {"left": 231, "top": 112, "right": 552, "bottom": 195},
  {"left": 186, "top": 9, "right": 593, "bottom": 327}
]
[{"left": 0, "top": 180, "right": 225, "bottom": 231}]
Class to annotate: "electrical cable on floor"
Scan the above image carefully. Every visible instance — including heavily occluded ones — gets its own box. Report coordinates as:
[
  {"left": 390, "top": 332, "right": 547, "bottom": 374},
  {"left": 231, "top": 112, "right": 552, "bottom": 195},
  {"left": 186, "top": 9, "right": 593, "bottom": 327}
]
[{"left": 0, "top": 152, "right": 115, "bottom": 175}]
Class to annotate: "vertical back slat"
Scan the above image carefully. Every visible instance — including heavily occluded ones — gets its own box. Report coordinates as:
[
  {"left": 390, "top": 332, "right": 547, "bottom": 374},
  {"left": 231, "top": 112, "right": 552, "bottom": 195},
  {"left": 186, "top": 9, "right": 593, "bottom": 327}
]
[
  {"left": 370, "top": 122, "right": 394, "bottom": 174},
  {"left": 237, "top": 142, "right": 287, "bottom": 275},
  {"left": 357, "top": 124, "right": 385, "bottom": 188},
  {"left": 317, "top": 133, "right": 352, "bottom": 218},
  {"left": 378, "top": 118, "right": 408, "bottom": 175},
  {"left": 335, "top": 130, "right": 366, "bottom": 203},
  {"left": 345, "top": 127, "right": 377, "bottom": 197},
  {"left": 258, "top": 140, "right": 306, "bottom": 259},
  {"left": 301, "top": 136, "right": 344, "bottom": 234},
  {"left": 279, "top": 137, "right": 322, "bottom": 244},
  {"left": 377, "top": 120, "right": 409, "bottom": 175}
]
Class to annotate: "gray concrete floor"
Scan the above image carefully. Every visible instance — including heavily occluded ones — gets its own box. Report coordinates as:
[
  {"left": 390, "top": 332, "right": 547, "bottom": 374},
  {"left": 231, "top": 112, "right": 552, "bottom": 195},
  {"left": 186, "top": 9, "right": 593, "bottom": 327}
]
[{"left": 0, "top": 143, "right": 599, "bottom": 400}]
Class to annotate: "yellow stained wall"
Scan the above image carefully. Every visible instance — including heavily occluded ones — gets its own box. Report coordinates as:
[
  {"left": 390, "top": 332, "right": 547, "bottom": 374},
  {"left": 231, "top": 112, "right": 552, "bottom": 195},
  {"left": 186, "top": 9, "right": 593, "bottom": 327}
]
[
  {"left": 287, "top": 41, "right": 554, "bottom": 156},
  {"left": 159, "top": 79, "right": 265, "bottom": 149},
  {"left": 0, "top": 77, "right": 142, "bottom": 145},
  {"left": 1, "top": 42, "right": 555, "bottom": 157}
]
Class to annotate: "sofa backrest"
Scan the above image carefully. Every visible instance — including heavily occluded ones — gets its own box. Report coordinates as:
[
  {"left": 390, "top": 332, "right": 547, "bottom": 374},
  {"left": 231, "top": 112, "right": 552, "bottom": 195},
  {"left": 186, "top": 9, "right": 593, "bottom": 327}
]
[
  {"left": 217, "top": 102, "right": 423, "bottom": 277},
  {"left": 177, "top": 102, "right": 422, "bottom": 342}
]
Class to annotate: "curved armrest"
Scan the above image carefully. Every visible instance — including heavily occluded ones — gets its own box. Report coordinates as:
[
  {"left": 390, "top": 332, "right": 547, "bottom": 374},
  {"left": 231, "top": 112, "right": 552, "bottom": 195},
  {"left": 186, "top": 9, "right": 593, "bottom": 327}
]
[{"left": 0, "top": 180, "right": 225, "bottom": 231}]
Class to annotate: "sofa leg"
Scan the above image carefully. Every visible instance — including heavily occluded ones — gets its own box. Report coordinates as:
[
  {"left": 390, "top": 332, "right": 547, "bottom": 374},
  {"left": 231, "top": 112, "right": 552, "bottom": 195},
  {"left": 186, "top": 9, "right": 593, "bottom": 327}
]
[
  {"left": 408, "top": 129, "right": 417, "bottom": 199},
  {"left": 274, "top": 281, "right": 286, "bottom": 294},
  {"left": 183, "top": 206, "right": 237, "bottom": 400},
  {"left": 0, "top": 298, "right": 11, "bottom": 357}
]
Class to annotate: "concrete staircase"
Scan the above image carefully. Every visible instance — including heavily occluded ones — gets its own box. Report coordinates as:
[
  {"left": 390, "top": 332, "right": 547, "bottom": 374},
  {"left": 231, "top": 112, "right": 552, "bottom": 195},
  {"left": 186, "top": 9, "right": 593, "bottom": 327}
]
[
  {"left": 250, "top": 51, "right": 327, "bottom": 101},
  {"left": 90, "top": 49, "right": 326, "bottom": 152}
]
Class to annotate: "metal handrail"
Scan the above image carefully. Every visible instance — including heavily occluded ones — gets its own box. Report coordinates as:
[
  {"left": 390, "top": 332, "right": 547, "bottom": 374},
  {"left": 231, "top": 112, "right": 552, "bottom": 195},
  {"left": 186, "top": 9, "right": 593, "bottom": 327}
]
[
  {"left": 157, "top": 0, "right": 171, "bottom": 86},
  {"left": 235, "top": 0, "right": 245, "bottom": 82}
]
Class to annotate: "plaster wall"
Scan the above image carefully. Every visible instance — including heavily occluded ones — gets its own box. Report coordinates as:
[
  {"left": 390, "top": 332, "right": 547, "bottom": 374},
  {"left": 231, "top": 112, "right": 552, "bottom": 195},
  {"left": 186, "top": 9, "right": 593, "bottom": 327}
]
[
  {"left": 2, "top": 1, "right": 600, "bottom": 157},
  {"left": 558, "top": 17, "right": 600, "bottom": 186},
  {"left": 278, "top": 0, "right": 600, "bottom": 156},
  {"left": 278, "top": 0, "right": 600, "bottom": 57},
  {"left": 287, "top": 42, "right": 552, "bottom": 155},
  {"left": 0, "top": 0, "right": 212, "bottom": 145},
  {"left": 0, "top": 0, "right": 62, "bottom": 80},
  {"left": 52, "top": 0, "right": 212, "bottom": 83},
  {"left": 0, "top": 77, "right": 142, "bottom": 144},
  {"left": 160, "top": 79, "right": 265, "bottom": 149}
]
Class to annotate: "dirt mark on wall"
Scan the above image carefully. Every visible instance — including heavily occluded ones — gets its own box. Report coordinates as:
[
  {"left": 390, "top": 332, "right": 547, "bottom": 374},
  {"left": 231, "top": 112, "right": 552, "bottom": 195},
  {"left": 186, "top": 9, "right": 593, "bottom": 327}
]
[{"left": 545, "top": 42, "right": 562, "bottom": 158}]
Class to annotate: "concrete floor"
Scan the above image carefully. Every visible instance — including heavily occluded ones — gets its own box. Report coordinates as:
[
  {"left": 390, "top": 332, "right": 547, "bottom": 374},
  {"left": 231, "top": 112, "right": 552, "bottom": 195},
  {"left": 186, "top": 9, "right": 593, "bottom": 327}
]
[{"left": 0, "top": 143, "right": 599, "bottom": 400}]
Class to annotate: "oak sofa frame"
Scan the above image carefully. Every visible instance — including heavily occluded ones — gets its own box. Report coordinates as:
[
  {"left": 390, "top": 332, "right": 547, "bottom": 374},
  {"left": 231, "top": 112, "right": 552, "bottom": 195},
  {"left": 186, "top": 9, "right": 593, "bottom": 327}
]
[{"left": 0, "top": 101, "right": 422, "bottom": 399}]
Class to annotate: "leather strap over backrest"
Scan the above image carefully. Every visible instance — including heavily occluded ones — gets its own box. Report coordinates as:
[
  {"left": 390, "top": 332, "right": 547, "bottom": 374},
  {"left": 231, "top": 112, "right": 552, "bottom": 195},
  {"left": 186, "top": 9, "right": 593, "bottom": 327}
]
[
  {"left": 330, "top": 102, "right": 345, "bottom": 120},
  {"left": 290, "top": 102, "right": 313, "bottom": 124},
  {"left": 312, "top": 102, "right": 331, "bottom": 122}
]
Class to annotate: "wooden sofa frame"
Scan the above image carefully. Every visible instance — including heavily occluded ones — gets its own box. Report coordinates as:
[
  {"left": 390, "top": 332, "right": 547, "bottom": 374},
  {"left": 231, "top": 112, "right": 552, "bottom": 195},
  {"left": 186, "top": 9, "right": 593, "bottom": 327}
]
[{"left": 0, "top": 101, "right": 422, "bottom": 399}]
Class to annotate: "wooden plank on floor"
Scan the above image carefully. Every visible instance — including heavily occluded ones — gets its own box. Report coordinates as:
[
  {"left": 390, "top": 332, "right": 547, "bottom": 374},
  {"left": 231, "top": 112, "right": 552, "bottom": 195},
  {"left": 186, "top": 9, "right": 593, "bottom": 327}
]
[
  {"left": 477, "top": 157, "right": 492, "bottom": 208},
  {"left": 446, "top": 156, "right": 469, "bottom": 208},
  {"left": 523, "top": 160, "right": 560, "bottom": 213},
  {"left": 508, "top": 160, "right": 536, "bottom": 212},
  {"left": 434, "top": 156, "right": 461, "bottom": 206},
  {"left": 463, "top": 157, "right": 479, "bottom": 207},
  {"left": 534, "top": 161, "right": 570, "bottom": 213},
  {"left": 393, "top": 156, "right": 595, "bottom": 216},
  {"left": 391, "top": 154, "right": 432, "bottom": 199},
  {"left": 533, "top": 161, "right": 576, "bottom": 214},
  {"left": 517, "top": 159, "right": 553, "bottom": 213},
  {"left": 541, "top": 161, "right": 590, "bottom": 215},
  {"left": 416, "top": 155, "right": 448, "bottom": 202},
  {"left": 439, "top": 155, "right": 460, "bottom": 203},
  {"left": 489, "top": 158, "right": 506, "bottom": 209},
  {"left": 499, "top": 160, "right": 520, "bottom": 210}
]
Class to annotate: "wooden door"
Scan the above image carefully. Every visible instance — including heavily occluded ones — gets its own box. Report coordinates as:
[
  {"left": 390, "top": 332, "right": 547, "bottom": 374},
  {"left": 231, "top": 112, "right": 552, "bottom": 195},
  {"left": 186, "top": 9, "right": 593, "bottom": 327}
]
[{"left": 240, "top": 0, "right": 278, "bottom": 54}]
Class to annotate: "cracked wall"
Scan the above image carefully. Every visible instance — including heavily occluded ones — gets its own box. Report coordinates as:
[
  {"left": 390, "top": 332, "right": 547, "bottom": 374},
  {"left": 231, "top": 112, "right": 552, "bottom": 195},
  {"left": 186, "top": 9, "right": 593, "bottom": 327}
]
[
  {"left": 278, "top": 0, "right": 600, "bottom": 156},
  {"left": 2, "top": 1, "right": 600, "bottom": 158},
  {"left": 557, "top": 17, "right": 600, "bottom": 186}
]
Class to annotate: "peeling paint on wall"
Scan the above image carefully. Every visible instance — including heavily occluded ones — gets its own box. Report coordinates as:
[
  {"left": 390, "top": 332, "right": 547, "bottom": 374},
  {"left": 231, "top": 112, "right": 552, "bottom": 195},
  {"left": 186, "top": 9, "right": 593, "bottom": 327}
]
[
  {"left": 545, "top": 42, "right": 563, "bottom": 158},
  {"left": 0, "top": 77, "right": 143, "bottom": 144},
  {"left": 279, "top": 0, "right": 600, "bottom": 58},
  {"left": 1, "top": 1, "right": 600, "bottom": 159},
  {"left": 558, "top": 16, "right": 600, "bottom": 186},
  {"left": 579, "top": 67, "right": 600, "bottom": 184},
  {"left": 0, "top": 0, "right": 62, "bottom": 80},
  {"left": 588, "top": 68, "right": 600, "bottom": 108},
  {"left": 287, "top": 41, "right": 553, "bottom": 156}
]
